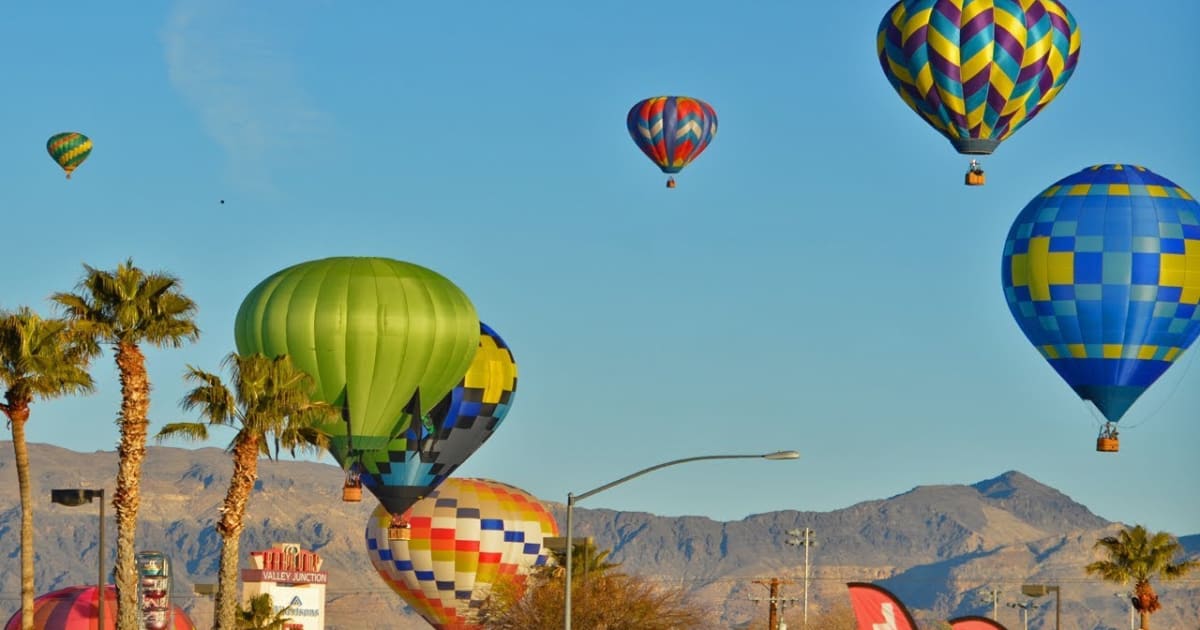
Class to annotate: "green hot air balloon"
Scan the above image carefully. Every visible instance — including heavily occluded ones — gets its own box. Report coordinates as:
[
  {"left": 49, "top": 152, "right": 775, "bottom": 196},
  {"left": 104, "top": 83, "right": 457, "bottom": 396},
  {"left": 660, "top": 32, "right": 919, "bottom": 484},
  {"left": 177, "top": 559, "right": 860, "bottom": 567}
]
[{"left": 233, "top": 257, "right": 479, "bottom": 467}]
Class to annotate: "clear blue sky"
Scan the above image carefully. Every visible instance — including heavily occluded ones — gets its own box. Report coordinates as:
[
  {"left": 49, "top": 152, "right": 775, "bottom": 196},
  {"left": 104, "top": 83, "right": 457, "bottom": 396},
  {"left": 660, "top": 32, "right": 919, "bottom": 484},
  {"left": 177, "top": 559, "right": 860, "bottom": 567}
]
[{"left": 2, "top": 1, "right": 1197, "bottom": 536}]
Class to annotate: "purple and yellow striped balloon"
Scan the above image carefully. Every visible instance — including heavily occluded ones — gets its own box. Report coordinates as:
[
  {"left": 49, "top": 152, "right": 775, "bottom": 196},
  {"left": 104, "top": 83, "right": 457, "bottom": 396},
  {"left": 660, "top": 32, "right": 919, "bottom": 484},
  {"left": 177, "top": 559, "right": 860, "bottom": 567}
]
[
  {"left": 877, "top": 0, "right": 1081, "bottom": 155},
  {"left": 626, "top": 96, "right": 717, "bottom": 187}
]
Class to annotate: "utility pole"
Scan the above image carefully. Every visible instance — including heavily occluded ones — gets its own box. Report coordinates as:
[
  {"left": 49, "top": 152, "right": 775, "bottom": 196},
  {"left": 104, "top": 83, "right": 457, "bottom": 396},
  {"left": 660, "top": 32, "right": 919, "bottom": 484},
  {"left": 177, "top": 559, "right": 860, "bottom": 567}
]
[
  {"left": 751, "top": 577, "right": 798, "bottom": 630},
  {"left": 979, "top": 587, "right": 1002, "bottom": 620},
  {"left": 786, "top": 528, "right": 815, "bottom": 629}
]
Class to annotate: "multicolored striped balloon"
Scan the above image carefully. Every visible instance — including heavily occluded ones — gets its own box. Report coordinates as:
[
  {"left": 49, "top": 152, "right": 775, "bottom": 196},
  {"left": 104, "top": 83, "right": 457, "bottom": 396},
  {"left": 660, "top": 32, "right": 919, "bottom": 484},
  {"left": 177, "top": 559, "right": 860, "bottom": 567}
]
[
  {"left": 626, "top": 96, "right": 717, "bottom": 187},
  {"left": 358, "top": 321, "right": 519, "bottom": 517},
  {"left": 877, "top": 0, "right": 1081, "bottom": 155},
  {"left": 46, "top": 132, "right": 93, "bottom": 179},
  {"left": 1001, "top": 165, "right": 1200, "bottom": 428},
  {"left": 364, "top": 478, "right": 558, "bottom": 630}
]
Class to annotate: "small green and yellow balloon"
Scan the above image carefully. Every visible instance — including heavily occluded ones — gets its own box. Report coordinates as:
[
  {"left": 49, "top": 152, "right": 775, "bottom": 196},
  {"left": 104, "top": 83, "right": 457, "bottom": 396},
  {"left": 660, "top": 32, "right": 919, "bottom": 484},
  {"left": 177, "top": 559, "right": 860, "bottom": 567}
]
[{"left": 46, "top": 132, "right": 92, "bottom": 179}]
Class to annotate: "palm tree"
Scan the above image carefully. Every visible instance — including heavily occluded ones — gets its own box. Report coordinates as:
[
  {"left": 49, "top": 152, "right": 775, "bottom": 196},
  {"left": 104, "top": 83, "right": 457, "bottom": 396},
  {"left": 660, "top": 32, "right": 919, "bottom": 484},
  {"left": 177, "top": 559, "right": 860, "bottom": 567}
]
[
  {"left": 52, "top": 259, "right": 199, "bottom": 630},
  {"left": 0, "top": 308, "right": 96, "bottom": 630},
  {"left": 235, "top": 593, "right": 296, "bottom": 630},
  {"left": 156, "top": 352, "right": 335, "bottom": 630},
  {"left": 545, "top": 539, "right": 620, "bottom": 580},
  {"left": 1085, "top": 524, "right": 1199, "bottom": 629}
]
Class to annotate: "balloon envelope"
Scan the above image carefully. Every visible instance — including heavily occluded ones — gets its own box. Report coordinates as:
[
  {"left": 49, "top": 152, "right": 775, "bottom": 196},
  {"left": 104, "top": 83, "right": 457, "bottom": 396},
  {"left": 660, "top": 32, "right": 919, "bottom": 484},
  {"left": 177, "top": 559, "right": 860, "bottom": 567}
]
[
  {"left": 359, "top": 321, "right": 519, "bottom": 515},
  {"left": 877, "top": 0, "right": 1081, "bottom": 155},
  {"left": 364, "top": 478, "right": 558, "bottom": 630},
  {"left": 233, "top": 256, "right": 479, "bottom": 460},
  {"left": 626, "top": 96, "right": 717, "bottom": 175},
  {"left": 1001, "top": 164, "right": 1200, "bottom": 423},
  {"left": 846, "top": 582, "right": 919, "bottom": 630},
  {"left": 3, "top": 585, "right": 196, "bottom": 630},
  {"left": 46, "top": 132, "right": 93, "bottom": 178}
]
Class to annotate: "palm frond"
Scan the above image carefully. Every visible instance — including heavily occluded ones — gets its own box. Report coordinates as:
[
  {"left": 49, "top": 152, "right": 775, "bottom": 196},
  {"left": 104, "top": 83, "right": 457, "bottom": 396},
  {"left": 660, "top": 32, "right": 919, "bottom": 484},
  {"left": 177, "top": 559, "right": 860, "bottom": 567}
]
[{"left": 155, "top": 422, "right": 210, "bottom": 442}]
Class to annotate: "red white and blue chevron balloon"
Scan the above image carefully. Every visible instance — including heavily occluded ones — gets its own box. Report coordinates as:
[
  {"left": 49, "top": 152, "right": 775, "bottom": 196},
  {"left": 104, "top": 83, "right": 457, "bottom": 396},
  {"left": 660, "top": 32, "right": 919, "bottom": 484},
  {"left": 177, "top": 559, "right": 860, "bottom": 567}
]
[
  {"left": 626, "top": 96, "right": 718, "bottom": 186},
  {"left": 877, "top": 0, "right": 1081, "bottom": 155}
]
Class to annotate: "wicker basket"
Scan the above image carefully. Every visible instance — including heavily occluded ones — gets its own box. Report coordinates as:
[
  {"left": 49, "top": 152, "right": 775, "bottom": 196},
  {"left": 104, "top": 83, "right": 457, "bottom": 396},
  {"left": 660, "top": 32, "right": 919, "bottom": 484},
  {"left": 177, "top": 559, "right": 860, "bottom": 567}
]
[
  {"left": 1096, "top": 436, "right": 1120, "bottom": 453},
  {"left": 965, "top": 171, "right": 986, "bottom": 186},
  {"left": 342, "top": 484, "right": 362, "bottom": 502}
]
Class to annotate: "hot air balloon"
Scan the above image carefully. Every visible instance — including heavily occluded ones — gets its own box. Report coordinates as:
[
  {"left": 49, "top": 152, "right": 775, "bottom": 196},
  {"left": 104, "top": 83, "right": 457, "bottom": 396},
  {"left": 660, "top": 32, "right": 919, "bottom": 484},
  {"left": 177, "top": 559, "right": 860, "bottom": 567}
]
[
  {"left": 877, "top": 0, "right": 1081, "bottom": 185},
  {"left": 847, "top": 583, "right": 919, "bottom": 630},
  {"left": 46, "top": 132, "right": 93, "bottom": 179},
  {"left": 357, "top": 322, "right": 518, "bottom": 538},
  {"left": 233, "top": 256, "right": 479, "bottom": 521},
  {"left": 1001, "top": 165, "right": 1200, "bottom": 451},
  {"left": 364, "top": 478, "right": 558, "bottom": 630},
  {"left": 3, "top": 585, "right": 196, "bottom": 630},
  {"left": 626, "top": 96, "right": 717, "bottom": 188}
]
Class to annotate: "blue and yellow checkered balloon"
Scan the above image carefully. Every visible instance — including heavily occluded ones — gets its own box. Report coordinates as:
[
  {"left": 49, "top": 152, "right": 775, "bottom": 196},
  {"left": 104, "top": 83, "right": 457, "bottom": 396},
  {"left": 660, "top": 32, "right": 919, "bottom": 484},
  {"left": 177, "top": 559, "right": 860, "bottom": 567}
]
[{"left": 1001, "top": 164, "right": 1200, "bottom": 423}]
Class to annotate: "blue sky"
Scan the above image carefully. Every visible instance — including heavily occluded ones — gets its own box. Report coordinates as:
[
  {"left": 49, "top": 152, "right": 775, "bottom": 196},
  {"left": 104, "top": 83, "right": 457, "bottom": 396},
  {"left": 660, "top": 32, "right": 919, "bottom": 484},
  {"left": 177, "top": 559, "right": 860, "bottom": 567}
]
[{"left": 2, "top": 1, "right": 1198, "bottom": 536}]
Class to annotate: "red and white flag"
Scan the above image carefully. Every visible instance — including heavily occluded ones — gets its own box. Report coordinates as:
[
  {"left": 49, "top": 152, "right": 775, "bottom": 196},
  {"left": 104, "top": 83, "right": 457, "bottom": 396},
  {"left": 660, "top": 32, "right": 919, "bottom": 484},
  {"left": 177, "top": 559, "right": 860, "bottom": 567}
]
[
  {"left": 846, "top": 582, "right": 919, "bottom": 630},
  {"left": 948, "top": 616, "right": 1009, "bottom": 630}
]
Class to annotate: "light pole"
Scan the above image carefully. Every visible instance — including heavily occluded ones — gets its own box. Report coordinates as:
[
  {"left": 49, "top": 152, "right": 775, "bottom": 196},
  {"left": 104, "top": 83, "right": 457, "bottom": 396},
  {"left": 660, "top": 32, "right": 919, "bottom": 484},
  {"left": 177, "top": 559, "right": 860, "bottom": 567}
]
[
  {"left": 1022, "top": 583, "right": 1060, "bottom": 630},
  {"left": 1007, "top": 601, "right": 1040, "bottom": 630},
  {"left": 51, "top": 489, "right": 106, "bottom": 624},
  {"left": 978, "top": 587, "right": 1002, "bottom": 620},
  {"left": 785, "top": 527, "right": 815, "bottom": 629},
  {"left": 1114, "top": 592, "right": 1134, "bottom": 630},
  {"left": 563, "top": 450, "right": 800, "bottom": 630}
]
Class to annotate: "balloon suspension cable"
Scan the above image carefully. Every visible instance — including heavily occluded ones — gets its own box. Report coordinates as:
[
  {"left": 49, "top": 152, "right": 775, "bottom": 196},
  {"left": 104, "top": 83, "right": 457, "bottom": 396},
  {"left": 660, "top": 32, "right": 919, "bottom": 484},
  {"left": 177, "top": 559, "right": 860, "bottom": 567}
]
[
  {"left": 1099, "top": 422, "right": 1119, "bottom": 439},
  {"left": 1120, "top": 343, "right": 1200, "bottom": 430},
  {"left": 342, "top": 399, "right": 355, "bottom": 452},
  {"left": 405, "top": 389, "right": 427, "bottom": 454}
]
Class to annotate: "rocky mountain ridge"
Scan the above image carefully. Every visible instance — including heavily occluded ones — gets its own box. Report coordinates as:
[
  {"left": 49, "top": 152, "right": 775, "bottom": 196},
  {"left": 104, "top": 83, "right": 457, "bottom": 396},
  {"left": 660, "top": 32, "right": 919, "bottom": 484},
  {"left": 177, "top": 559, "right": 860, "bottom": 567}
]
[{"left": 1, "top": 443, "right": 1196, "bottom": 629}]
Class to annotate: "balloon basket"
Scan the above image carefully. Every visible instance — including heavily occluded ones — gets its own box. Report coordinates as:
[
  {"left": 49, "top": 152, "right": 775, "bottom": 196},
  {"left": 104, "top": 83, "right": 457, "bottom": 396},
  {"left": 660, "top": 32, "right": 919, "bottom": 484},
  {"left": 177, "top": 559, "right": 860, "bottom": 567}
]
[
  {"left": 342, "top": 484, "right": 362, "bottom": 502},
  {"left": 1096, "top": 436, "right": 1119, "bottom": 452},
  {"left": 666, "top": 178, "right": 676, "bottom": 189},
  {"left": 965, "top": 170, "right": 986, "bottom": 186},
  {"left": 388, "top": 525, "right": 412, "bottom": 541}
]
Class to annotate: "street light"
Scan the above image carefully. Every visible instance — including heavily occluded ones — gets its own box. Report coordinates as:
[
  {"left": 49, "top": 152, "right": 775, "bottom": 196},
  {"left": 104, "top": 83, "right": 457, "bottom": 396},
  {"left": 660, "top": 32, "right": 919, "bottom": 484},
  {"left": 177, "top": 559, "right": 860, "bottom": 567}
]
[
  {"left": 563, "top": 450, "right": 800, "bottom": 630},
  {"left": 1114, "top": 592, "right": 1134, "bottom": 630},
  {"left": 1007, "top": 601, "right": 1041, "bottom": 630},
  {"left": 1022, "top": 583, "right": 1060, "bottom": 630},
  {"left": 51, "top": 488, "right": 106, "bottom": 624},
  {"left": 785, "top": 527, "right": 815, "bottom": 629}
]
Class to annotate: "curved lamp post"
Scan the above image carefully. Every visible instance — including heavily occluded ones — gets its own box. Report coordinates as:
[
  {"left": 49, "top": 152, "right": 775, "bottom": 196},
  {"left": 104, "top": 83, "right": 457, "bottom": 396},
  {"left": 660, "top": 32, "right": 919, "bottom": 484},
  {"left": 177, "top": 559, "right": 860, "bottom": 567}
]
[
  {"left": 51, "top": 489, "right": 106, "bottom": 624},
  {"left": 563, "top": 450, "right": 800, "bottom": 630}
]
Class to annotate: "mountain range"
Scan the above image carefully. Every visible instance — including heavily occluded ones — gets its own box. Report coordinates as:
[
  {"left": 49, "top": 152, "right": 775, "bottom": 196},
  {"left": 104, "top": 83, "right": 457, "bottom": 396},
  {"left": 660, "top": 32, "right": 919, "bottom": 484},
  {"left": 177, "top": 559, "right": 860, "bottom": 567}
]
[{"left": 1, "top": 443, "right": 1196, "bottom": 629}]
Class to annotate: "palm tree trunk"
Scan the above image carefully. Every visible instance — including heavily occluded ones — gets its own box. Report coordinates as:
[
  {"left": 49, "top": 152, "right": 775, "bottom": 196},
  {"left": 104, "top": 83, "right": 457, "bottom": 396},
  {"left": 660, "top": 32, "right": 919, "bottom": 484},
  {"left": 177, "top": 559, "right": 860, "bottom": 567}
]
[
  {"left": 113, "top": 342, "right": 150, "bottom": 630},
  {"left": 1139, "top": 610, "right": 1149, "bottom": 629},
  {"left": 214, "top": 437, "right": 260, "bottom": 630},
  {"left": 7, "top": 403, "right": 35, "bottom": 630}
]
